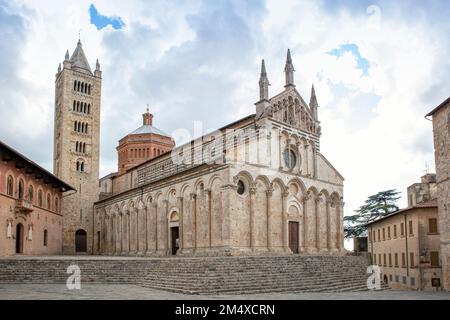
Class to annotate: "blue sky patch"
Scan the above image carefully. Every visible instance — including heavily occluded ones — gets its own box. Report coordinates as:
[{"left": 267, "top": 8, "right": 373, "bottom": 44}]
[
  {"left": 328, "top": 43, "right": 370, "bottom": 75},
  {"left": 89, "top": 4, "right": 124, "bottom": 30}
]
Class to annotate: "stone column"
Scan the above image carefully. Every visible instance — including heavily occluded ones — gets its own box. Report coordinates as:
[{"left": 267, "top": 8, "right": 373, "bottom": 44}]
[
  {"left": 144, "top": 204, "right": 149, "bottom": 254},
  {"left": 304, "top": 144, "right": 309, "bottom": 175},
  {"left": 278, "top": 132, "right": 283, "bottom": 170},
  {"left": 206, "top": 189, "right": 212, "bottom": 249},
  {"left": 326, "top": 200, "right": 331, "bottom": 251},
  {"left": 177, "top": 196, "right": 184, "bottom": 251},
  {"left": 282, "top": 191, "right": 289, "bottom": 252},
  {"left": 266, "top": 186, "right": 273, "bottom": 250},
  {"left": 337, "top": 200, "right": 344, "bottom": 251},
  {"left": 135, "top": 208, "right": 139, "bottom": 254},
  {"left": 249, "top": 185, "right": 256, "bottom": 251},
  {"left": 301, "top": 195, "right": 308, "bottom": 252},
  {"left": 119, "top": 212, "right": 123, "bottom": 254},
  {"left": 127, "top": 210, "right": 131, "bottom": 254},
  {"left": 315, "top": 197, "right": 320, "bottom": 251},
  {"left": 220, "top": 184, "right": 233, "bottom": 254},
  {"left": 190, "top": 193, "right": 197, "bottom": 251},
  {"left": 163, "top": 199, "right": 169, "bottom": 255},
  {"left": 152, "top": 203, "right": 158, "bottom": 254}
]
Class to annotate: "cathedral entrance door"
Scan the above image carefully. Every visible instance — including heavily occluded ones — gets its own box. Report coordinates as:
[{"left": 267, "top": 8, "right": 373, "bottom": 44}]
[
  {"left": 171, "top": 227, "right": 179, "bottom": 255},
  {"left": 288, "top": 221, "right": 299, "bottom": 254}
]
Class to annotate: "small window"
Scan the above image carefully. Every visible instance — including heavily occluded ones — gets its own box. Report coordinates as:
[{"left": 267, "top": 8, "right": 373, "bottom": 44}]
[
  {"left": 388, "top": 253, "right": 392, "bottom": 267},
  {"left": 429, "top": 218, "right": 438, "bottom": 234},
  {"left": 408, "top": 220, "right": 413, "bottom": 235},
  {"left": 400, "top": 223, "right": 405, "bottom": 237},
  {"left": 402, "top": 276, "right": 407, "bottom": 284},
  {"left": 47, "top": 194, "right": 51, "bottom": 210},
  {"left": 43, "top": 230, "right": 48, "bottom": 246},
  {"left": 410, "top": 252, "right": 415, "bottom": 268},
  {"left": 394, "top": 253, "right": 398, "bottom": 267},
  {"left": 378, "top": 229, "right": 381, "bottom": 241},
  {"left": 430, "top": 251, "right": 439, "bottom": 267},
  {"left": 6, "top": 175, "right": 14, "bottom": 196},
  {"left": 389, "top": 274, "right": 393, "bottom": 282},
  {"left": 395, "top": 275, "right": 399, "bottom": 282},
  {"left": 402, "top": 253, "right": 406, "bottom": 267},
  {"left": 387, "top": 226, "right": 391, "bottom": 239},
  {"left": 393, "top": 225, "right": 397, "bottom": 238},
  {"left": 382, "top": 228, "right": 385, "bottom": 241},
  {"left": 237, "top": 180, "right": 245, "bottom": 195},
  {"left": 38, "top": 190, "right": 43, "bottom": 207},
  {"left": 28, "top": 185, "right": 34, "bottom": 202}
]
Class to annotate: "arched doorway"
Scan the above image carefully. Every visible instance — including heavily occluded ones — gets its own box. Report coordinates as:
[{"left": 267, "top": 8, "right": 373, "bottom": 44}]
[
  {"left": 16, "top": 223, "right": 24, "bottom": 254},
  {"left": 75, "top": 229, "right": 87, "bottom": 253},
  {"left": 383, "top": 275, "right": 388, "bottom": 284},
  {"left": 169, "top": 211, "right": 180, "bottom": 255}
]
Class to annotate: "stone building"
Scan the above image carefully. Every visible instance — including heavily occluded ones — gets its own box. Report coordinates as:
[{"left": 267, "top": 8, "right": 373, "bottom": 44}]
[
  {"left": 426, "top": 97, "right": 450, "bottom": 291},
  {"left": 53, "top": 40, "right": 102, "bottom": 254},
  {"left": 366, "top": 175, "right": 442, "bottom": 290},
  {"left": 93, "top": 50, "right": 345, "bottom": 257},
  {"left": 0, "top": 140, "right": 74, "bottom": 256}
]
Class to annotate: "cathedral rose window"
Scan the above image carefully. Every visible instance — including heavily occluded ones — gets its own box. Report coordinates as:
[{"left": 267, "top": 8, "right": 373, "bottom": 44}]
[{"left": 283, "top": 149, "right": 297, "bottom": 169}]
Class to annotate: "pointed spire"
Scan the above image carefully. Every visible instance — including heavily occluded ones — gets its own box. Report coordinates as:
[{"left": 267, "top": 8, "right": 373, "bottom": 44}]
[
  {"left": 96, "top": 59, "right": 100, "bottom": 71},
  {"left": 65, "top": 50, "right": 69, "bottom": 60},
  {"left": 284, "top": 48, "right": 295, "bottom": 88},
  {"left": 69, "top": 40, "right": 92, "bottom": 74},
  {"left": 259, "top": 59, "right": 270, "bottom": 101},
  {"left": 309, "top": 84, "right": 319, "bottom": 120},
  {"left": 57, "top": 63, "right": 61, "bottom": 73}
]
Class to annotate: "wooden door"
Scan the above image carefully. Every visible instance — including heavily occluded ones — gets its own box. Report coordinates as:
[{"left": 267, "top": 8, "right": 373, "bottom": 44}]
[
  {"left": 15, "top": 223, "right": 24, "bottom": 254},
  {"left": 289, "top": 221, "right": 299, "bottom": 254},
  {"left": 75, "top": 229, "right": 87, "bottom": 253}
]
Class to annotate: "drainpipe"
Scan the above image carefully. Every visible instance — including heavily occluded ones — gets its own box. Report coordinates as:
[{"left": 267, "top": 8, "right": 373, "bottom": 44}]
[{"left": 402, "top": 213, "right": 409, "bottom": 277}]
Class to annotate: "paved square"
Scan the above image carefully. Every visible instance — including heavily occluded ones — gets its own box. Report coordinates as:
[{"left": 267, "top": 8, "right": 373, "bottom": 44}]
[{"left": 1, "top": 284, "right": 449, "bottom": 300}]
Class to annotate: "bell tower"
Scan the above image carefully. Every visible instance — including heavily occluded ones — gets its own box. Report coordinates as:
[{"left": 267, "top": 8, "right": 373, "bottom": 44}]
[{"left": 53, "top": 40, "right": 102, "bottom": 254}]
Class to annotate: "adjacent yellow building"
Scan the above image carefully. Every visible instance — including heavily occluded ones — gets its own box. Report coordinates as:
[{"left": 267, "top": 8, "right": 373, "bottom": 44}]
[{"left": 366, "top": 174, "right": 442, "bottom": 290}]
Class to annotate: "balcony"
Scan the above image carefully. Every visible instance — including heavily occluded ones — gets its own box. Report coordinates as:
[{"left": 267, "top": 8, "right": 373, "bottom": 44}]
[{"left": 15, "top": 198, "right": 34, "bottom": 213}]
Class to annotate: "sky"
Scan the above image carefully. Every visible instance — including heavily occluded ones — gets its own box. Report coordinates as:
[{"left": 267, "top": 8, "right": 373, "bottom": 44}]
[{"left": 1, "top": 0, "right": 450, "bottom": 230}]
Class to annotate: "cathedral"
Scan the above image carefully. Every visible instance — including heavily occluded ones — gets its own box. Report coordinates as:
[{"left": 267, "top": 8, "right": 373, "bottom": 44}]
[{"left": 53, "top": 41, "right": 345, "bottom": 256}]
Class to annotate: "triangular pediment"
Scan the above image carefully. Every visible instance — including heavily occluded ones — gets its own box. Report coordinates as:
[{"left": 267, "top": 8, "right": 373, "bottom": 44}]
[{"left": 265, "top": 86, "right": 320, "bottom": 135}]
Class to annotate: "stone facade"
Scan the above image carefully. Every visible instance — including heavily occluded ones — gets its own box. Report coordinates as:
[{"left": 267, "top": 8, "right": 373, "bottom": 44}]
[
  {"left": 53, "top": 40, "right": 102, "bottom": 254},
  {"left": 0, "top": 140, "right": 74, "bottom": 256},
  {"left": 427, "top": 97, "right": 450, "bottom": 290},
  {"left": 93, "top": 53, "right": 345, "bottom": 257},
  {"left": 116, "top": 109, "right": 175, "bottom": 175}
]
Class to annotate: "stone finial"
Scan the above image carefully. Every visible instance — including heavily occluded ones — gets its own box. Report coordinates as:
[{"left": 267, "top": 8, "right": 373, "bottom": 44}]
[
  {"left": 259, "top": 59, "right": 270, "bottom": 101},
  {"left": 284, "top": 48, "right": 295, "bottom": 88},
  {"left": 65, "top": 50, "right": 69, "bottom": 60},
  {"left": 309, "top": 84, "right": 319, "bottom": 120},
  {"left": 96, "top": 58, "right": 101, "bottom": 71},
  {"left": 57, "top": 63, "right": 61, "bottom": 73}
]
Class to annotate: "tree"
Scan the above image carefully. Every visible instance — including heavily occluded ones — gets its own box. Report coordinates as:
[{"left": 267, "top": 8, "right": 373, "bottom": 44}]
[{"left": 344, "top": 189, "right": 401, "bottom": 239}]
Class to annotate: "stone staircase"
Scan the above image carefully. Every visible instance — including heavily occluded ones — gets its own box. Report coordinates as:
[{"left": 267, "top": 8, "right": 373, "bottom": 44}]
[{"left": 0, "top": 255, "right": 388, "bottom": 294}]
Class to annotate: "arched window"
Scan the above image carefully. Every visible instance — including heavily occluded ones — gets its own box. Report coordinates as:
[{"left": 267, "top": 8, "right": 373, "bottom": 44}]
[
  {"left": 74, "top": 81, "right": 77, "bottom": 91},
  {"left": 55, "top": 197, "right": 59, "bottom": 213},
  {"left": 83, "top": 143, "right": 86, "bottom": 153},
  {"left": 85, "top": 123, "right": 88, "bottom": 134},
  {"left": 80, "top": 162, "right": 84, "bottom": 172},
  {"left": 83, "top": 103, "right": 87, "bottom": 113},
  {"left": 88, "top": 84, "right": 91, "bottom": 95},
  {"left": 38, "top": 190, "right": 43, "bottom": 207},
  {"left": 74, "top": 121, "right": 77, "bottom": 131},
  {"left": 73, "top": 100, "right": 76, "bottom": 111},
  {"left": 6, "top": 175, "right": 13, "bottom": 196},
  {"left": 28, "top": 185, "right": 34, "bottom": 202},
  {"left": 18, "top": 179, "right": 24, "bottom": 199},
  {"left": 75, "top": 141, "right": 79, "bottom": 152},
  {"left": 46, "top": 193, "right": 51, "bottom": 210},
  {"left": 87, "top": 104, "right": 90, "bottom": 114},
  {"left": 76, "top": 161, "right": 80, "bottom": 171},
  {"left": 43, "top": 230, "right": 48, "bottom": 246},
  {"left": 77, "top": 81, "right": 80, "bottom": 92}
]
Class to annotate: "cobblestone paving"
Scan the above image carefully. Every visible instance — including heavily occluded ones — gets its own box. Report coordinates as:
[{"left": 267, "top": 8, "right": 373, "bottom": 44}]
[{"left": 1, "top": 284, "right": 449, "bottom": 300}]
